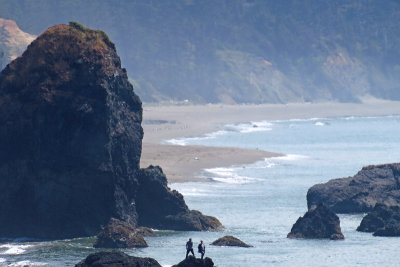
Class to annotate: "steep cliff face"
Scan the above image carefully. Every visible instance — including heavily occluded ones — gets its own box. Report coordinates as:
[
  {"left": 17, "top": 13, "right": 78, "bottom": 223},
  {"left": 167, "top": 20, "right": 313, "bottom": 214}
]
[
  {"left": 0, "top": 18, "right": 36, "bottom": 70},
  {"left": 0, "top": 22, "right": 221, "bottom": 239}
]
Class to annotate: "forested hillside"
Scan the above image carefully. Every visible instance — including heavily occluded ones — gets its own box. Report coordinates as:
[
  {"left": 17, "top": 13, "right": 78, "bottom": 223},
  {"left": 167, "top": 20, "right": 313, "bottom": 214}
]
[{"left": 1, "top": 0, "right": 399, "bottom": 103}]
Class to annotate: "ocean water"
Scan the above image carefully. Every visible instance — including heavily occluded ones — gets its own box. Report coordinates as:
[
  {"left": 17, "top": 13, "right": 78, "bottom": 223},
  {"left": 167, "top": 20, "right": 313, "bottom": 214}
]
[{"left": 1, "top": 115, "right": 400, "bottom": 266}]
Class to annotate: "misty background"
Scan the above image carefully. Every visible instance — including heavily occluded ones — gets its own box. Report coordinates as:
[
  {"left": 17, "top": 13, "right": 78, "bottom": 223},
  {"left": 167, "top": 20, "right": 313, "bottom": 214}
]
[{"left": 1, "top": 0, "right": 399, "bottom": 104}]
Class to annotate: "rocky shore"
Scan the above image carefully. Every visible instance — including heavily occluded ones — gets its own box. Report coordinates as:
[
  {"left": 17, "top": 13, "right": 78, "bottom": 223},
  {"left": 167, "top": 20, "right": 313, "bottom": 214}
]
[
  {"left": 357, "top": 204, "right": 400, "bottom": 236},
  {"left": 307, "top": 163, "right": 400, "bottom": 213}
]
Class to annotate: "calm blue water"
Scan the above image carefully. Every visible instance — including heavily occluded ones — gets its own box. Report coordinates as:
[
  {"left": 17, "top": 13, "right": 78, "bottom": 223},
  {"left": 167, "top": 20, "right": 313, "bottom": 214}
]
[{"left": 2, "top": 115, "right": 400, "bottom": 266}]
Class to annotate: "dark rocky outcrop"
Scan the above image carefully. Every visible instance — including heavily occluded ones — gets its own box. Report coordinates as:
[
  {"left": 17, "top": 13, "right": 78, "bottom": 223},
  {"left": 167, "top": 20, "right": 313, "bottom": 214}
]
[
  {"left": 135, "top": 227, "right": 156, "bottom": 237},
  {"left": 172, "top": 256, "right": 214, "bottom": 267},
  {"left": 307, "top": 163, "right": 400, "bottom": 213},
  {"left": 357, "top": 204, "right": 400, "bottom": 236},
  {"left": 210, "top": 235, "right": 252, "bottom": 247},
  {"left": 75, "top": 251, "right": 161, "bottom": 267},
  {"left": 287, "top": 204, "right": 344, "bottom": 240},
  {"left": 0, "top": 22, "right": 221, "bottom": 239},
  {"left": 93, "top": 218, "right": 147, "bottom": 248}
]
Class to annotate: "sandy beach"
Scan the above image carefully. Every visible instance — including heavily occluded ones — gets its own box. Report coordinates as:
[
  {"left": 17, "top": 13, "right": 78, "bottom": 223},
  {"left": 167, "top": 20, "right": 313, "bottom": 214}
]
[{"left": 140, "top": 99, "right": 400, "bottom": 183}]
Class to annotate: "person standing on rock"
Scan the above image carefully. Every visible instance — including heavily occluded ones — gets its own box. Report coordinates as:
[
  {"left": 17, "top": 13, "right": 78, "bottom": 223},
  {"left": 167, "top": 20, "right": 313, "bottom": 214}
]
[
  {"left": 186, "top": 238, "right": 195, "bottom": 258},
  {"left": 198, "top": 240, "right": 205, "bottom": 259}
]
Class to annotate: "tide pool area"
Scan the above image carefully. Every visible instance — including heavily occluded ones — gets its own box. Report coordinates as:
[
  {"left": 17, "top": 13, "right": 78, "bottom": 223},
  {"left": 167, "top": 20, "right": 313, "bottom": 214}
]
[{"left": 1, "top": 115, "right": 400, "bottom": 266}]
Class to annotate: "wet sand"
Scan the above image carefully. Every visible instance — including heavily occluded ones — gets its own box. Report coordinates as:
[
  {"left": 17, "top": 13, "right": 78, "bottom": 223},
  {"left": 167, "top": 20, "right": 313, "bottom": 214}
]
[{"left": 140, "top": 99, "right": 400, "bottom": 183}]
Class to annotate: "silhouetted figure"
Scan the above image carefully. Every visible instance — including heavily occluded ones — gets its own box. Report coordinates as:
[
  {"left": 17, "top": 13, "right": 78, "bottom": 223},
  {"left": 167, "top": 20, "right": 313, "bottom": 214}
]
[
  {"left": 186, "top": 238, "right": 195, "bottom": 258},
  {"left": 198, "top": 240, "right": 205, "bottom": 259}
]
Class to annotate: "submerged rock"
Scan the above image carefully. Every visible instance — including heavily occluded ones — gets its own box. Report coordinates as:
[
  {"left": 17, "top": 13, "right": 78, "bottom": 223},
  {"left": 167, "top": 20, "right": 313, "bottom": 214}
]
[
  {"left": 172, "top": 256, "right": 214, "bottom": 267},
  {"left": 307, "top": 163, "right": 400, "bottom": 213},
  {"left": 210, "top": 235, "right": 252, "bottom": 247},
  {"left": 357, "top": 204, "right": 400, "bottom": 236},
  {"left": 94, "top": 218, "right": 147, "bottom": 248},
  {"left": 0, "top": 22, "right": 221, "bottom": 239},
  {"left": 287, "top": 204, "right": 344, "bottom": 240},
  {"left": 75, "top": 251, "right": 161, "bottom": 267}
]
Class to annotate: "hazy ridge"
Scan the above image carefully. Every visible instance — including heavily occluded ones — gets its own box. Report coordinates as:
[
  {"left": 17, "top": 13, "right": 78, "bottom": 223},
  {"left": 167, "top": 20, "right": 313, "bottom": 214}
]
[{"left": 1, "top": 0, "right": 399, "bottom": 104}]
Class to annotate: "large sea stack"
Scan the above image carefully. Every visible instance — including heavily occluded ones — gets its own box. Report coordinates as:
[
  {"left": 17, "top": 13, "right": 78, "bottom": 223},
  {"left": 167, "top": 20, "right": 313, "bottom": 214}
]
[
  {"left": 307, "top": 163, "right": 400, "bottom": 213},
  {"left": 0, "top": 22, "right": 221, "bottom": 239}
]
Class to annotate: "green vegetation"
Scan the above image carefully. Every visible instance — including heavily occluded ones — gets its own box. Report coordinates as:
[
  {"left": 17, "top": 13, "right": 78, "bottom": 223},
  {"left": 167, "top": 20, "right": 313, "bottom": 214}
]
[
  {"left": 69, "top": 21, "right": 86, "bottom": 32},
  {"left": 69, "top": 21, "right": 113, "bottom": 48},
  {"left": 2, "top": 1, "right": 400, "bottom": 103}
]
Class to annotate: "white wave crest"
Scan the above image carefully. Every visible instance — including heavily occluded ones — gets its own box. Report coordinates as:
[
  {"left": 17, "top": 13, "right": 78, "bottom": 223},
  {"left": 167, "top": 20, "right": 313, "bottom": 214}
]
[
  {"left": 165, "top": 130, "right": 228, "bottom": 146},
  {"left": 203, "top": 167, "right": 261, "bottom": 184},
  {"left": 274, "top": 154, "right": 309, "bottom": 161},
  {"left": 8, "top": 261, "right": 47, "bottom": 266},
  {"left": 224, "top": 121, "right": 273, "bottom": 134},
  {"left": 0, "top": 244, "right": 32, "bottom": 255}
]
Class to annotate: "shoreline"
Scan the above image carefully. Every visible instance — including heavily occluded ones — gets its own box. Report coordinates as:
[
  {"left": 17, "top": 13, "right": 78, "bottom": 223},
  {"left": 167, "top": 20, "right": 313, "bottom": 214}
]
[
  {"left": 140, "top": 143, "right": 282, "bottom": 183},
  {"left": 140, "top": 100, "right": 400, "bottom": 183}
]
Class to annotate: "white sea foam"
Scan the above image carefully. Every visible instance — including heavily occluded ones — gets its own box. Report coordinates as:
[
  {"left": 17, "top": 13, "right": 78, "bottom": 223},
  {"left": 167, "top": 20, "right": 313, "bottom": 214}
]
[
  {"left": 314, "top": 121, "right": 325, "bottom": 126},
  {"left": 224, "top": 121, "right": 273, "bottom": 134},
  {"left": 203, "top": 167, "right": 262, "bottom": 184},
  {"left": 0, "top": 258, "right": 5, "bottom": 263},
  {"left": 0, "top": 244, "right": 32, "bottom": 255},
  {"left": 274, "top": 154, "right": 309, "bottom": 161},
  {"left": 8, "top": 261, "right": 46, "bottom": 266},
  {"left": 165, "top": 130, "right": 228, "bottom": 146}
]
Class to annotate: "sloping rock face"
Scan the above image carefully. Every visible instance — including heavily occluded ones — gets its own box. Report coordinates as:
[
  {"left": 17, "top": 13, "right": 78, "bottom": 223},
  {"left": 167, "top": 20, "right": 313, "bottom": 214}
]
[
  {"left": 172, "top": 256, "right": 214, "bottom": 267},
  {"left": 307, "top": 163, "right": 400, "bottom": 213},
  {"left": 211, "top": 235, "right": 252, "bottom": 247},
  {"left": 0, "top": 18, "right": 36, "bottom": 70},
  {"left": 76, "top": 251, "right": 161, "bottom": 267},
  {"left": 287, "top": 204, "right": 344, "bottom": 240},
  {"left": 135, "top": 166, "right": 222, "bottom": 231},
  {"left": 0, "top": 22, "right": 221, "bottom": 239},
  {"left": 93, "top": 218, "right": 147, "bottom": 248},
  {"left": 357, "top": 204, "right": 400, "bottom": 236}
]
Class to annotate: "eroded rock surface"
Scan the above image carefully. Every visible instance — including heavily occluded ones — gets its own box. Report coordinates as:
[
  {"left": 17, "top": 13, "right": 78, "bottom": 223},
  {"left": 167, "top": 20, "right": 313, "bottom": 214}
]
[
  {"left": 172, "top": 256, "right": 214, "bottom": 267},
  {"left": 211, "top": 235, "right": 252, "bottom": 247},
  {"left": 94, "top": 218, "right": 147, "bottom": 248},
  {"left": 75, "top": 251, "right": 161, "bottom": 267},
  {"left": 287, "top": 204, "right": 344, "bottom": 240},
  {"left": 357, "top": 204, "right": 400, "bottom": 236},
  {"left": 0, "top": 22, "right": 221, "bottom": 239},
  {"left": 307, "top": 163, "right": 400, "bottom": 213}
]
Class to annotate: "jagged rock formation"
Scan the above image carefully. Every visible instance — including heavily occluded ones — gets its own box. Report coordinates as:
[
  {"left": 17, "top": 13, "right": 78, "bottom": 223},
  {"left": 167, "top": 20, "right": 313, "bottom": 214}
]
[
  {"left": 210, "top": 235, "right": 252, "bottom": 247},
  {"left": 0, "top": 18, "right": 35, "bottom": 70},
  {"left": 0, "top": 22, "right": 221, "bottom": 239},
  {"left": 172, "top": 256, "right": 214, "bottom": 267},
  {"left": 93, "top": 218, "right": 148, "bottom": 248},
  {"left": 307, "top": 163, "right": 400, "bottom": 213},
  {"left": 357, "top": 204, "right": 400, "bottom": 236},
  {"left": 135, "top": 166, "right": 222, "bottom": 231},
  {"left": 287, "top": 204, "right": 344, "bottom": 240},
  {"left": 75, "top": 251, "right": 161, "bottom": 267}
]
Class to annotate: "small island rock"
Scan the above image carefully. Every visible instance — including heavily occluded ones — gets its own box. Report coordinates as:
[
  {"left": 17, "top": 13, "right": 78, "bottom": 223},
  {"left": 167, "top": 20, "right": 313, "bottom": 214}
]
[
  {"left": 307, "top": 163, "right": 400, "bottom": 213},
  {"left": 211, "top": 235, "right": 252, "bottom": 247},
  {"left": 172, "top": 256, "right": 214, "bottom": 267},
  {"left": 93, "top": 218, "right": 148, "bottom": 248},
  {"left": 287, "top": 204, "right": 344, "bottom": 240},
  {"left": 75, "top": 251, "right": 161, "bottom": 267},
  {"left": 357, "top": 204, "right": 400, "bottom": 236}
]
